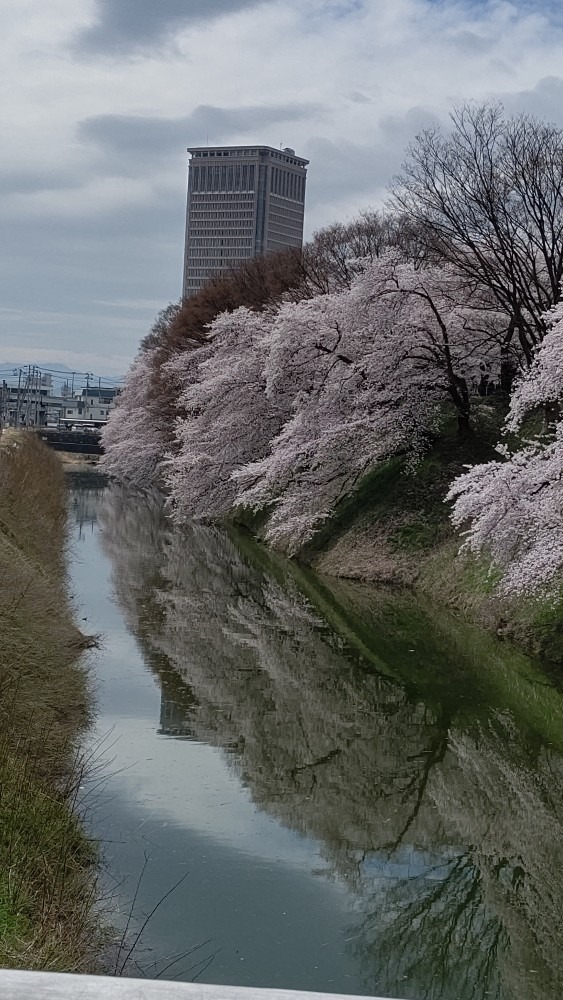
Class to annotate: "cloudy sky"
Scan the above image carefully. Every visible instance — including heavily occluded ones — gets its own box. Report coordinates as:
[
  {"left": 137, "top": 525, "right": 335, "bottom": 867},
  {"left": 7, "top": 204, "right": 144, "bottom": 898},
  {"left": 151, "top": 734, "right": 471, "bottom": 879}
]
[{"left": 3, "top": 0, "right": 563, "bottom": 375}]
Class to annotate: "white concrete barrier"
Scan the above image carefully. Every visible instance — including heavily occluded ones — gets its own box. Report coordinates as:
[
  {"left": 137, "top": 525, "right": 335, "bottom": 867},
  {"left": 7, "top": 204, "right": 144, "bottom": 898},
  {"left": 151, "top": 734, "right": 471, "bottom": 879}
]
[{"left": 0, "top": 972, "right": 401, "bottom": 1000}]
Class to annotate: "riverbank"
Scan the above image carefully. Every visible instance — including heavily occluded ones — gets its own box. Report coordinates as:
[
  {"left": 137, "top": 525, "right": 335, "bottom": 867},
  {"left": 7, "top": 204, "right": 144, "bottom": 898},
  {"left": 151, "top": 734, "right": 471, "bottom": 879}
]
[
  {"left": 0, "top": 432, "right": 100, "bottom": 971},
  {"left": 284, "top": 414, "right": 563, "bottom": 664}
]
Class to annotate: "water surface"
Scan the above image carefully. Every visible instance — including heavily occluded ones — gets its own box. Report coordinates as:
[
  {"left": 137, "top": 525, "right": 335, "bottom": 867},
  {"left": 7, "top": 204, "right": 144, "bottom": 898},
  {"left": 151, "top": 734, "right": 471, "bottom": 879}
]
[{"left": 68, "top": 474, "right": 563, "bottom": 1000}]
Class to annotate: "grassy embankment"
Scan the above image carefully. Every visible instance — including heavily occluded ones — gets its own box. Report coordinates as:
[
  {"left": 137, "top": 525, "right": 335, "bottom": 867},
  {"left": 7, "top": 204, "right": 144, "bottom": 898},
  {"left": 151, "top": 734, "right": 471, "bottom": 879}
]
[
  {"left": 293, "top": 400, "right": 563, "bottom": 662},
  {"left": 0, "top": 431, "right": 100, "bottom": 971}
]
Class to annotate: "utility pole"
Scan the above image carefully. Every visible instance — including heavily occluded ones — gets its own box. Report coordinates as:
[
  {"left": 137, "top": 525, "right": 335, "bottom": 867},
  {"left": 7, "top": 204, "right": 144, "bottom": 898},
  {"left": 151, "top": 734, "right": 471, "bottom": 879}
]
[
  {"left": 14, "top": 368, "right": 22, "bottom": 427},
  {"left": 34, "top": 365, "right": 40, "bottom": 426},
  {"left": 23, "top": 367, "right": 33, "bottom": 427},
  {"left": 30, "top": 365, "right": 36, "bottom": 426},
  {"left": 85, "top": 373, "right": 93, "bottom": 420},
  {"left": 27, "top": 366, "right": 35, "bottom": 426}
]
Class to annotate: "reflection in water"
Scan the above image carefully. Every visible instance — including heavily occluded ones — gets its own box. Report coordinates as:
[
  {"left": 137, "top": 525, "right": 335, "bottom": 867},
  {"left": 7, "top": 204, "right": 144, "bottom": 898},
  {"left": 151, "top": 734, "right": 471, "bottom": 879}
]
[
  {"left": 86, "top": 481, "right": 563, "bottom": 999},
  {"left": 67, "top": 470, "right": 107, "bottom": 536}
]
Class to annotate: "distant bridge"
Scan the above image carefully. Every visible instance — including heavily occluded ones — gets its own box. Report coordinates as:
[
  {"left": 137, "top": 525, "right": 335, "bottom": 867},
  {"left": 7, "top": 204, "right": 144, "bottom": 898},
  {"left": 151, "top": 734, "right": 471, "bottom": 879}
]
[{"left": 36, "top": 426, "right": 103, "bottom": 456}]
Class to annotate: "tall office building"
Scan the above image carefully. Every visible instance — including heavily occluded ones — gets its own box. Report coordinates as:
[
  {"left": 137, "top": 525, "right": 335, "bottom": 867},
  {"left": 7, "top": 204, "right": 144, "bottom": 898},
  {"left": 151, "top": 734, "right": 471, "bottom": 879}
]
[{"left": 183, "top": 145, "right": 309, "bottom": 298}]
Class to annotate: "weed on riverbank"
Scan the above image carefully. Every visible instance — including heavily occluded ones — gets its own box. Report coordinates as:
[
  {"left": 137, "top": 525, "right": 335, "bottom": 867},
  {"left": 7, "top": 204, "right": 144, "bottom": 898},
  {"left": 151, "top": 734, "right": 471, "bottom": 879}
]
[
  {"left": 0, "top": 432, "right": 100, "bottom": 970},
  {"left": 301, "top": 405, "right": 563, "bottom": 663}
]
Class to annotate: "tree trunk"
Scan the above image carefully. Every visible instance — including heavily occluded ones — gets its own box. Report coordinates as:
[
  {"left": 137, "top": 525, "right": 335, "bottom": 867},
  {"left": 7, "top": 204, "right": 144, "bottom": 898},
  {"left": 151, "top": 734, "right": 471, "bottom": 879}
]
[
  {"left": 544, "top": 401, "right": 561, "bottom": 430},
  {"left": 500, "top": 350, "right": 515, "bottom": 394},
  {"left": 457, "top": 410, "right": 472, "bottom": 436}
]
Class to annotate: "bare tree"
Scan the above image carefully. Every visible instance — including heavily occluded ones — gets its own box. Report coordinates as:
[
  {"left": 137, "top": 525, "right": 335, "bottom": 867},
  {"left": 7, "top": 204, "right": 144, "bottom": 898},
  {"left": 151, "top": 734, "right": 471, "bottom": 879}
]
[
  {"left": 392, "top": 102, "right": 563, "bottom": 385},
  {"left": 225, "top": 246, "right": 304, "bottom": 305},
  {"left": 302, "top": 209, "right": 412, "bottom": 293}
]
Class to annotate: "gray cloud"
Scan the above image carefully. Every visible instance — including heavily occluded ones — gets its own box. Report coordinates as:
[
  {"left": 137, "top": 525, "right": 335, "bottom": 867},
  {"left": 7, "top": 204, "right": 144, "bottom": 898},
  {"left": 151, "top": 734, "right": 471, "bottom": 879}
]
[
  {"left": 448, "top": 30, "right": 495, "bottom": 56},
  {"left": 347, "top": 91, "right": 373, "bottom": 105},
  {"left": 78, "top": 104, "right": 324, "bottom": 174},
  {"left": 500, "top": 76, "right": 563, "bottom": 125},
  {"left": 0, "top": 99, "right": 325, "bottom": 370},
  {"left": 0, "top": 192, "right": 183, "bottom": 371},
  {"left": 301, "top": 138, "right": 391, "bottom": 233},
  {"left": 378, "top": 106, "right": 440, "bottom": 145},
  {"left": 303, "top": 107, "right": 438, "bottom": 220},
  {"left": 74, "top": 0, "right": 263, "bottom": 55},
  {"left": 0, "top": 169, "right": 83, "bottom": 198}
]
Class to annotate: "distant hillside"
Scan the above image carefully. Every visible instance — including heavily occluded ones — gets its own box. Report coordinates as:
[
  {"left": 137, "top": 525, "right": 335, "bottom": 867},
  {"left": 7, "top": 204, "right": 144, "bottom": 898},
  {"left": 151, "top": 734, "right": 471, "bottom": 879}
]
[{"left": 1, "top": 361, "right": 71, "bottom": 374}]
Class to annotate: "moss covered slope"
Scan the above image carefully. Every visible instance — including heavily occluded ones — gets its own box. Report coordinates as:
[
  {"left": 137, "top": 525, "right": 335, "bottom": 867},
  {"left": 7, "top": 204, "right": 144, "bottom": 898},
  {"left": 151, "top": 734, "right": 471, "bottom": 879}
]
[{"left": 297, "top": 407, "right": 563, "bottom": 662}]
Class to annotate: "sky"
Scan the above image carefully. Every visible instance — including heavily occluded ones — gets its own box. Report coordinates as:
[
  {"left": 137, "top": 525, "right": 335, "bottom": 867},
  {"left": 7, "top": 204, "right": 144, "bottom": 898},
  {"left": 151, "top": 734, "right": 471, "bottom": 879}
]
[{"left": 3, "top": 1, "right": 563, "bottom": 376}]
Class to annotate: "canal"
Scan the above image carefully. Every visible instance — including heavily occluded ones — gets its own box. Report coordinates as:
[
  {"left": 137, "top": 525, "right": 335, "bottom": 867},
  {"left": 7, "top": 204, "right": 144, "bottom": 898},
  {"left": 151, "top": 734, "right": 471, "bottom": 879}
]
[{"left": 68, "top": 472, "right": 563, "bottom": 1000}]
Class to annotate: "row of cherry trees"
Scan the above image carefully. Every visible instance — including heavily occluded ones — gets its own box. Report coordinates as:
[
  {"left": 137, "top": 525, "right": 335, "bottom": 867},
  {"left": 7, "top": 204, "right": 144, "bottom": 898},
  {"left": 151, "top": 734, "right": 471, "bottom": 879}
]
[
  {"left": 102, "top": 102, "right": 563, "bottom": 595},
  {"left": 102, "top": 252, "right": 507, "bottom": 553}
]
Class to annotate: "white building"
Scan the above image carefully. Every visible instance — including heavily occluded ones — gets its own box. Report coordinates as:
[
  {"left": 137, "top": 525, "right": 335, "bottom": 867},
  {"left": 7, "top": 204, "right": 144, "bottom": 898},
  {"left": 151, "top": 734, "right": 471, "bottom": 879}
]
[{"left": 76, "top": 387, "right": 119, "bottom": 422}]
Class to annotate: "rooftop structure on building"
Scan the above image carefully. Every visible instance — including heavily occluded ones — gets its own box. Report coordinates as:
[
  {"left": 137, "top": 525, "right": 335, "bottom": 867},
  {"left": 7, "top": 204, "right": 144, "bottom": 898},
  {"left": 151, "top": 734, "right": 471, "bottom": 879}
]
[
  {"left": 183, "top": 144, "right": 309, "bottom": 298},
  {"left": 79, "top": 386, "right": 119, "bottom": 402}
]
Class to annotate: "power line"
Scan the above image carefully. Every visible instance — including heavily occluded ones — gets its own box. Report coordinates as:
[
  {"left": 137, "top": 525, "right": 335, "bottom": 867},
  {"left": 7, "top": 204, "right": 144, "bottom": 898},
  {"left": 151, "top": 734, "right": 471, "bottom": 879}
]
[{"left": 0, "top": 365, "right": 124, "bottom": 386}]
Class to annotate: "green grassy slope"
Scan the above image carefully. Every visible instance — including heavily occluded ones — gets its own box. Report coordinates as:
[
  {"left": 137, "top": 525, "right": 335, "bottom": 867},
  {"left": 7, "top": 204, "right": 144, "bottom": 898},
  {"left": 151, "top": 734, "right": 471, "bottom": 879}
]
[{"left": 293, "top": 402, "right": 563, "bottom": 663}]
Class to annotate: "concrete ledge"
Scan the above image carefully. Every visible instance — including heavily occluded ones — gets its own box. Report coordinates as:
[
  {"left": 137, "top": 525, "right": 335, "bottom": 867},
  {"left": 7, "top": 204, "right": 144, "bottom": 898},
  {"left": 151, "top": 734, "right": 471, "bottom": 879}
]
[{"left": 0, "top": 972, "right": 399, "bottom": 1000}]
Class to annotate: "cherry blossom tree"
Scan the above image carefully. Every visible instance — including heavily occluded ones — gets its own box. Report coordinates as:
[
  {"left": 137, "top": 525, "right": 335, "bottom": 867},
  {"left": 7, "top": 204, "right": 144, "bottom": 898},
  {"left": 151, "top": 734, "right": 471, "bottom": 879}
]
[
  {"left": 165, "top": 306, "right": 288, "bottom": 522},
  {"left": 369, "top": 257, "right": 507, "bottom": 432},
  {"left": 235, "top": 255, "right": 504, "bottom": 553},
  {"left": 448, "top": 306, "right": 563, "bottom": 594},
  {"left": 101, "top": 301, "right": 208, "bottom": 486},
  {"left": 505, "top": 301, "right": 563, "bottom": 432},
  {"left": 100, "top": 346, "right": 171, "bottom": 487}
]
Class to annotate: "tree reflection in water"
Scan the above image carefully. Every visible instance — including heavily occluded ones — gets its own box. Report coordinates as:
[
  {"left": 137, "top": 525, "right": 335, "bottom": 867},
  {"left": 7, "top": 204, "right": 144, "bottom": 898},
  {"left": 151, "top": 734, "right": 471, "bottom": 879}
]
[{"left": 98, "top": 484, "right": 563, "bottom": 1000}]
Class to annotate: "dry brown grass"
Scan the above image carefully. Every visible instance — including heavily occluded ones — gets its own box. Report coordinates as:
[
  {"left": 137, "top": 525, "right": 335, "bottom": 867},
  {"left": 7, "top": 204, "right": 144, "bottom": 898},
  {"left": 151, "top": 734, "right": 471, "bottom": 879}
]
[{"left": 0, "top": 431, "right": 101, "bottom": 971}]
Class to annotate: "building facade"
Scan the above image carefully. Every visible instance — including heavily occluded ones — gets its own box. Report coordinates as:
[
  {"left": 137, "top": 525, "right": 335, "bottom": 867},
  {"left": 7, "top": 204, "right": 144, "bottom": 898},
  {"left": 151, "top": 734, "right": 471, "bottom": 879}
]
[
  {"left": 77, "top": 386, "right": 119, "bottom": 422},
  {"left": 0, "top": 381, "right": 119, "bottom": 428},
  {"left": 183, "top": 145, "right": 309, "bottom": 298}
]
